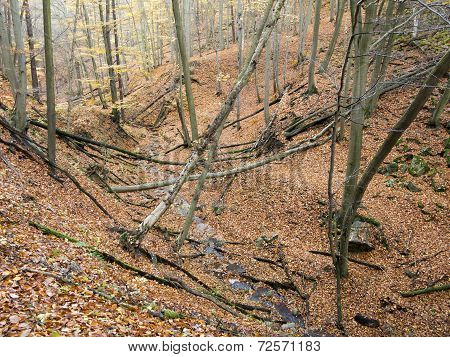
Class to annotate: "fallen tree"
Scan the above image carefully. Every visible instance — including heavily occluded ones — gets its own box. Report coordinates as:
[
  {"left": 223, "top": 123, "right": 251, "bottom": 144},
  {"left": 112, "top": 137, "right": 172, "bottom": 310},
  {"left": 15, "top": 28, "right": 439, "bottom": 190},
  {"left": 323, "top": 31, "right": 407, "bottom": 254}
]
[{"left": 109, "top": 122, "right": 332, "bottom": 193}]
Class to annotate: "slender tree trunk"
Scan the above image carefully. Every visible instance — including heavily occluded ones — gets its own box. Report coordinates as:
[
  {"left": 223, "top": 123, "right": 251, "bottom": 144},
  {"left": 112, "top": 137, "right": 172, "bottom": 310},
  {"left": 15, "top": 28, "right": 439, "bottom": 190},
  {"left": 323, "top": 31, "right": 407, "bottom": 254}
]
[
  {"left": 339, "top": 0, "right": 379, "bottom": 277},
  {"left": 99, "top": 0, "right": 120, "bottom": 123},
  {"left": 9, "top": 0, "right": 27, "bottom": 131},
  {"left": 272, "top": 22, "right": 282, "bottom": 97},
  {"left": 264, "top": 37, "right": 272, "bottom": 125},
  {"left": 298, "top": 0, "right": 313, "bottom": 63},
  {"left": 172, "top": 0, "right": 198, "bottom": 141},
  {"left": 218, "top": 0, "right": 224, "bottom": 50},
  {"left": 366, "top": 0, "right": 403, "bottom": 117},
  {"left": 339, "top": 50, "right": 450, "bottom": 277},
  {"left": 306, "top": 0, "right": 322, "bottom": 94},
  {"left": 67, "top": 0, "right": 80, "bottom": 113},
  {"left": 230, "top": 2, "right": 236, "bottom": 43},
  {"left": 0, "top": 7, "right": 19, "bottom": 95},
  {"left": 137, "top": 0, "right": 153, "bottom": 70},
  {"left": 43, "top": 0, "right": 56, "bottom": 168},
  {"left": 81, "top": 2, "right": 108, "bottom": 109},
  {"left": 112, "top": 0, "right": 125, "bottom": 121},
  {"left": 330, "top": 0, "right": 335, "bottom": 22},
  {"left": 320, "top": 0, "right": 346, "bottom": 73},
  {"left": 182, "top": 0, "right": 191, "bottom": 57},
  {"left": 428, "top": 77, "right": 450, "bottom": 128},
  {"left": 23, "top": 0, "right": 40, "bottom": 101},
  {"left": 235, "top": 0, "right": 243, "bottom": 130}
]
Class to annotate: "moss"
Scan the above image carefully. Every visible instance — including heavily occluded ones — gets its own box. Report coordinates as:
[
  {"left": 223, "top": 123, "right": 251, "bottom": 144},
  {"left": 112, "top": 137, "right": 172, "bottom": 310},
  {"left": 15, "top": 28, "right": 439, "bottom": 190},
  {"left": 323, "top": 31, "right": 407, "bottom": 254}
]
[
  {"left": 408, "top": 156, "right": 430, "bottom": 177},
  {"left": 163, "top": 309, "right": 184, "bottom": 320},
  {"left": 355, "top": 214, "right": 381, "bottom": 228}
]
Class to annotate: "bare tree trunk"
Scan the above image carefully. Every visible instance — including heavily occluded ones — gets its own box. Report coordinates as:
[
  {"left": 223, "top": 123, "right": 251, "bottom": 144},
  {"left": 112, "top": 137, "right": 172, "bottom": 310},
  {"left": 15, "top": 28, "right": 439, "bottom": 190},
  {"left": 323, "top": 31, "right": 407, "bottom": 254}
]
[
  {"left": 24, "top": 0, "right": 40, "bottom": 101},
  {"left": 182, "top": 0, "right": 191, "bottom": 57},
  {"left": 43, "top": 0, "right": 56, "bottom": 169},
  {"left": 99, "top": 0, "right": 120, "bottom": 123},
  {"left": 306, "top": 0, "right": 322, "bottom": 95},
  {"left": 218, "top": 0, "right": 224, "bottom": 50},
  {"left": 320, "top": 0, "right": 346, "bottom": 73},
  {"left": 235, "top": 0, "right": 243, "bottom": 130},
  {"left": 112, "top": 0, "right": 126, "bottom": 121},
  {"left": 172, "top": 0, "right": 198, "bottom": 141},
  {"left": 339, "top": 50, "right": 450, "bottom": 276},
  {"left": 67, "top": 0, "right": 80, "bottom": 113},
  {"left": 81, "top": 2, "right": 108, "bottom": 109},
  {"left": 272, "top": 22, "right": 282, "bottom": 97},
  {"left": 264, "top": 36, "right": 272, "bottom": 125},
  {"left": 9, "top": 0, "right": 27, "bottom": 131},
  {"left": 330, "top": 0, "right": 336, "bottom": 22},
  {"left": 366, "top": 0, "right": 403, "bottom": 117},
  {"left": 0, "top": 6, "right": 18, "bottom": 95},
  {"left": 428, "top": 77, "right": 450, "bottom": 128},
  {"left": 339, "top": 0, "right": 385, "bottom": 277}
]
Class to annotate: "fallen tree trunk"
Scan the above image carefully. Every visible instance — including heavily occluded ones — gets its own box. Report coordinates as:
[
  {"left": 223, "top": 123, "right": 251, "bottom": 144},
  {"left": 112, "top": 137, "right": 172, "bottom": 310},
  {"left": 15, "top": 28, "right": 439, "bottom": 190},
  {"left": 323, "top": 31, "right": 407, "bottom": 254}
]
[
  {"left": 110, "top": 124, "right": 332, "bottom": 193},
  {"left": 29, "top": 119, "right": 184, "bottom": 166},
  {"left": 30, "top": 221, "right": 275, "bottom": 319},
  {"left": 224, "top": 96, "right": 281, "bottom": 129},
  {"left": 29, "top": 221, "right": 242, "bottom": 317},
  {"left": 400, "top": 284, "right": 450, "bottom": 297},
  {"left": 0, "top": 116, "right": 113, "bottom": 219}
]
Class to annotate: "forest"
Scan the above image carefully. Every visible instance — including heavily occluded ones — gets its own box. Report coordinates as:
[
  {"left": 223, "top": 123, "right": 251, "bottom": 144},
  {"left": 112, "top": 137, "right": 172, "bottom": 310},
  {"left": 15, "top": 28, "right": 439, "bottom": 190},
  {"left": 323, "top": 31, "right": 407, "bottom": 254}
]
[{"left": 0, "top": 0, "right": 449, "bottom": 338}]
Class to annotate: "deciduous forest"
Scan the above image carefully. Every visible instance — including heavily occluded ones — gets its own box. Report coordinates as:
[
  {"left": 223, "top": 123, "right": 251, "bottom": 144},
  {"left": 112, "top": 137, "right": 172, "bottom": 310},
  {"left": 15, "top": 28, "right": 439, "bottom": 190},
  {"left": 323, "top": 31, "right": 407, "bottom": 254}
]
[{"left": 0, "top": 0, "right": 448, "bottom": 337}]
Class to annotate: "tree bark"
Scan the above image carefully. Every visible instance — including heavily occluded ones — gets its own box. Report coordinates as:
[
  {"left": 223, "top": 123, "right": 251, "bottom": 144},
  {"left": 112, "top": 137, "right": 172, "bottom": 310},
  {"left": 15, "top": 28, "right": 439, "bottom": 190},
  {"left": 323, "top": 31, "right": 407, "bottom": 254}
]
[
  {"left": 339, "top": 49, "right": 450, "bottom": 277},
  {"left": 306, "top": 0, "right": 322, "bottom": 94},
  {"left": 172, "top": 0, "right": 198, "bottom": 141},
  {"left": 24, "top": 0, "right": 40, "bottom": 101},
  {"left": 42, "top": 0, "right": 56, "bottom": 168},
  {"left": 9, "top": 0, "right": 27, "bottom": 131}
]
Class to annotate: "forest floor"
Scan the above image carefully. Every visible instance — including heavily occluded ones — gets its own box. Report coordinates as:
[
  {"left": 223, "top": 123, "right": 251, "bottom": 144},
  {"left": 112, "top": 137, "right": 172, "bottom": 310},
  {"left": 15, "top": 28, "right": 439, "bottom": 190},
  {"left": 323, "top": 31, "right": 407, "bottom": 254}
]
[{"left": 0, "top": 14, "right": 449, "bottom": 337}]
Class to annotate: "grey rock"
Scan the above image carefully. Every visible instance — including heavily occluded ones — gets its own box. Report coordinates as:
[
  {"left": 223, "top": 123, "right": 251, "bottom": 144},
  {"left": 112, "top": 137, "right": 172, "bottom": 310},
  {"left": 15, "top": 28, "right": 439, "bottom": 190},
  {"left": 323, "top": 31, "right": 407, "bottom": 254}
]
[{"left": 349, "top": 221, "right": 374, "bottom": 252}]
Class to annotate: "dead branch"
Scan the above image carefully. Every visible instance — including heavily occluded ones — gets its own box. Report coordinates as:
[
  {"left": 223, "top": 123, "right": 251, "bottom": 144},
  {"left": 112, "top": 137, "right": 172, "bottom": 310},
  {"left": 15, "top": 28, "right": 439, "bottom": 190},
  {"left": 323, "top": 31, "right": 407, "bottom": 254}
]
[
  {"left": 308, "top": 250, "right": 384, "bottom": 271},
  {"left": 400, "top": 283, "right": 450, "bottom": 297}
]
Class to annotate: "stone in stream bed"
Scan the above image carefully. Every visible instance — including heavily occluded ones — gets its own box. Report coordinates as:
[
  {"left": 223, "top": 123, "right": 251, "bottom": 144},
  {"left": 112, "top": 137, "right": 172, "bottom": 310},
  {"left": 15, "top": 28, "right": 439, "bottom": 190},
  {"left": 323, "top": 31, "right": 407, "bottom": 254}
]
[
  {"left": 249, "top": 287, "right": 280, "bottom": 301},
  {"left": 203, "top": 237, "right": 225, "bottom": 258},
  {"left": 228, "top": 279, "right": 252, "bottom": 291},
  {"left": 226, "top": 263, "right": 246, "bottom": 275},
  {"left": 274, "top": 303, "right": 305, "bottom": 327}
]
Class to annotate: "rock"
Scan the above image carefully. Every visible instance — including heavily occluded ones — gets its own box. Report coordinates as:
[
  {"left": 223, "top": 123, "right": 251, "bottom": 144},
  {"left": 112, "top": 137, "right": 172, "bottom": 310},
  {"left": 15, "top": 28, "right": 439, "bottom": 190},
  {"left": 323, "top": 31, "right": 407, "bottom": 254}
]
[
  {"left": 405, "top": 181, "right": 421, "bottom": 192},
  {"left": 249, "top": 287, "right": 279, "bottom": 302},
  {"left": 431, "top": 178, "right": 446, "bottom": 192},
  {"left": 408, "top": 156, "right": 430, "bottom": 177},
  {"left": 354, "top": 313, "right": 380, "bottom": 328},
  {"left": 378, "top": 162, "right": 398, "bottom": 175},
  {"left": 419, "top": 146, "right": 432, "bottom": 156},
  {"left": 229, "top": 279, "right": 252, "bottom": 291},
  {"left": 274, "top": 303, "right": 305, "bottom": 327},
  {"left": 281, "top": 322, "right": 297, "bottom": 330},
  {"left": 385, "top": 178, "right": 396, "bottom": 187},
  {"left": 226, "top": 263, "right": 246, "bottom": 275},
  {"left": 255, "top": 234, "right": 278, "bottom": 248},
  {"left": 348, "top": 221, "right": 374, "bottom": 252}
]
